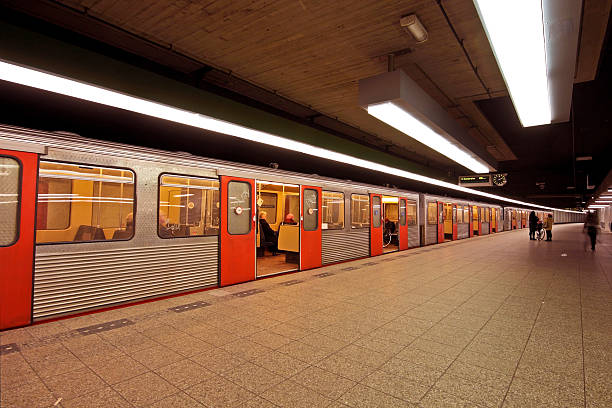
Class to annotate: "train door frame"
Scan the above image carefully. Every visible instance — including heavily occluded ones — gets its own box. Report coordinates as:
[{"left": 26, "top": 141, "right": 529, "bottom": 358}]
[
  {"left": 398, "top": 197, "right": 408, "bottom": 250},
  {"left": 437, "top": 201, "right": 444, "bottom": 243},
  {"left": 472, "top": 205, "right": 480, "bottom": 236},
  {"left": 452, "top": 203, "right": 458, "bottom": 240},
  {"left": 300, "top": 185, "right": 322, "bottom": 270},
  {"left": 220, "top": 176, "right": 256, "bottom": 286},
  {"left": 468, "top": 206, "right": 474, "bottom": 237},
  {"left": 0, "top": 148, "right": 39, "bottom": 330},
  {"left": 370, "top": 193, "right": 383, "bottom": 256}
]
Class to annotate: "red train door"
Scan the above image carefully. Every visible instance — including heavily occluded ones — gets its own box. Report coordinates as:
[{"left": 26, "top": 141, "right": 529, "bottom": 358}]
[
  {"left": 0, "top": 149, "right": 38, "bottom": 330},
  {"left": 370, "top": 194, "right": 382, "bottom": 256},
  {"left": 300, "top": 186, "right": 322, "bottom": 270},
  {"left": 452, "top": 204, "right": 458, "bottom": 240},
  {"left": 398, "top": 198, "right": 408, "bottom": 250},
  {"left": 468, "top": 206, "right": 473, "bottom": 237},
  {"left": 437, "top": 201, "right": 444, "bottom": 243},
  {"left": 220, "top": 176, "right": 256, "bottom": 286}
]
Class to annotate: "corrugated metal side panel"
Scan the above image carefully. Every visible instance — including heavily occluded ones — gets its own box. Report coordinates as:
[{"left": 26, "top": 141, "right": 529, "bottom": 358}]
[
  {"left": 481, "top": 223, "right": 490, "bottom": 235},
  {"left": 457, "top": 223, "right": 468, "bottom": 239},
  {"left": 408, "top": 225, "right": 419, "bottom": 248},
  {"left": 33, "top": 242, "right": 218, "bottom": 319},
  {"left": 426, "top": 223, "right": 437, "bottom": 245},
  {"left": 322, "top": 229, "right": 369, "bottom": 264}
]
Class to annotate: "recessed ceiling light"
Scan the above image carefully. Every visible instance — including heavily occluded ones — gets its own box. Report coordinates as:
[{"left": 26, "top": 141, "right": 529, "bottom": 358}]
[{"left": 473, "top": 0, "right": 550, "bottom": 127}]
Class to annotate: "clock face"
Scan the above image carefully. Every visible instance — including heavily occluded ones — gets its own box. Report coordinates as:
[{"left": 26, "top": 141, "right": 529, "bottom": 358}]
[{"left": 493, "top": 173, "right": 507, "bottom": 186}]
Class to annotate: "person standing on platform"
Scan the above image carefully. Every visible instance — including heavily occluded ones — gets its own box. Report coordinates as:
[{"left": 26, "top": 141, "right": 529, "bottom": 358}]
[
  {"left": 584, "top": 211, "right": 600, "bottom": 251},
  {"left": 544, "top": 214, "right": 553, "bottom": 241},
  {"left": 528, "top": 211, "right": 538, "bottom": 240}
]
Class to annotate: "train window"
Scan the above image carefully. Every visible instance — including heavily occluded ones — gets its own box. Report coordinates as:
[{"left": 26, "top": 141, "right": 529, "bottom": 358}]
[
  {"left": 456, "top": 206, "right": 463, "bottom": 223},
  {"left": 372, "top": 196, "right": 381, "bottom": 228},
  {"left": 227, "top": 181, "right": 251, "bottom": 235},
  {"left": 399, "top": 199, "right": 406, "bottom": 226},
  {"left": 407, "top": 201, "right": 417, "bottom": 225},
  {"left": 159, "top": 175, "right": 220, "bottom": 238},
  {"left": 36, "top": 161, "right": 135, "bottom": 243},
  {"left": 0, "top": 156, "right": 20, "bottom": 246},
  {"left": 427, "top": 202, "right": 437, "bottom": 225},
  {"left": 351, "top": 194, "right": 369, "bottom": 228},
  {"left": 257, "top": 192, "right": 277, "bottom": 224},
  {"left": 322, "top": 191, "right": 344, "bottom": 230},
  {"left": 464, "top": 206, "right": 469, "bottom": 223},
  {"left": 303, "top": 188, "right": 319, "bottom": 231},
  {"left": 452, "top": 205, "right": 457, "bottom": 223}
]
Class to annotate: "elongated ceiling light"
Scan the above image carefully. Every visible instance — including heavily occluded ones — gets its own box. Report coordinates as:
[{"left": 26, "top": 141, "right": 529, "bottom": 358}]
[
  {"left": 367, "top": 103, "right": 489, "bottom": 173},
  {"left": 473, "top": 0, "right": 550, "bottom": 127},
  {"left": 359, "top": 70, "right": 494, "bottom": 174},
  {"left": 0, "top": 60, "right": 582, "bottom": 214}
]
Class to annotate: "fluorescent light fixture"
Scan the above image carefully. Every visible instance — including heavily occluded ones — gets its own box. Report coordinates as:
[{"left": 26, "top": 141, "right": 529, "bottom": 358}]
[
  {"left": 368, "top": 103, "right": 489, "bottom": 173},
  {"left": 588, "top": 205, "right": 606, "bottom": 209},
  {"left": 359, "top": 70, "right": 495, "bottom": 173},
  {"left": 575, "top": 156, "right": 592, "bottom": 161},
  {"left": 473, "top": 0, "right": 550, "bottom": 127},
  {"left": 595, "top": 200, "right": 612, "bottom": 203},
  {"left": 0, "top": 59, "right": 582, "bottom": 214}
]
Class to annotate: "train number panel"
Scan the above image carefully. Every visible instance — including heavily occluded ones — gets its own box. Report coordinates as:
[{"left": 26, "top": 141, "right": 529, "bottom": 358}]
[{"left": 220, "top": 176, "right": 256, "bottom": 286}]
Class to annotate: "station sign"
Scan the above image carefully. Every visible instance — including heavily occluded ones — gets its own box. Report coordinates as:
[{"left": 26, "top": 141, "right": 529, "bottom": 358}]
[{"left": 458, "top": 174, "right": 492, "bottom": 187}]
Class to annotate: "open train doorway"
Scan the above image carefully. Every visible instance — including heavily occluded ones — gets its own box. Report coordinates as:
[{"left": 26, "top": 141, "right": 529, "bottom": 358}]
[
  {"left": 382, "top": 195, "right": 399, "bottom": 253},
  {"left": 255, "top": 181, "right": 300, "bottom": 277}
]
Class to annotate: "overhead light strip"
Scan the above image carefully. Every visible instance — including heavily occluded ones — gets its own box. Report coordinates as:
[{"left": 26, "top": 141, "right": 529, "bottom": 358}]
[
  {"left": 0, "top": 60, "right": 581, "bottom": 214},
  {"left": 473, "top": 0, "right": 551, "bottom": 127},
  {"left": 367, "top": 102, "right": 489, "bottom": 173}
]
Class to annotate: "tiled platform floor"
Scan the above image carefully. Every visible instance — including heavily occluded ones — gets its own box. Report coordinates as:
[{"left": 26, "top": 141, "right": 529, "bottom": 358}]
[{"left": 1, "top": 223, "right": 611, "bottom": 407}]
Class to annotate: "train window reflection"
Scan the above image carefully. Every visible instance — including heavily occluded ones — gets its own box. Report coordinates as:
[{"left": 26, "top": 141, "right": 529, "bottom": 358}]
[
  {"left": 159, "top": 175, "right": 220, "bottom": 238},
  {"left": 322, "top": 191, "right": 344, "bottom": 230},
  {"left": 36, "top": 161, "right": 135, "bottom": 243},
  {"left": 407, "top": 200, "right": 417, "bottom": 225},
  {"left": 227, "top": 181, "right": 251, "bottom": 235},
  {"left": 427, "top": 202, "right": 437, "bottom": 225},
  {"left": 372, "top": 196, "right": 381, "bottom": 228},
  {"left": 399, "top": 199, "right": 406, "bottom": 226},
  {"left": 0, "top": 156, "right": 20, "bottom": 246},
  {"left": 351, "top": 194, "right": 369, "bottom": 228},
  {"left": 303, "top": 189, "right": 319, "bottom": 231}
]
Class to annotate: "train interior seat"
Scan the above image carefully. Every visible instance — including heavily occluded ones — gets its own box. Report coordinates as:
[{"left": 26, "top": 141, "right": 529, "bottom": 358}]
[{"left": 74, "top": 225, "right": 106, "bottom": 241}]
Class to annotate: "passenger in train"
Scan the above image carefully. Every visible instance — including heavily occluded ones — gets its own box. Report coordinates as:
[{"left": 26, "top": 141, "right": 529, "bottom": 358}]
[
  {"left": 544, "top": 214, "right": 553, "bottom": 241},
  {"left": 112, "top": 212, "right": 134, "bottom": 240},
  {"left": 283, "top": 213, "right": 297, "bottom": 225},
  {"left": 384, "top": 217, "right": 396, "bottom": 234},
  {"left": 259, "top": 211, "right": 278, "bottom": 253},
  {"left": 158, "top": 212, "right": 173, "bottom": 238},
  {"left": 528, "top": 211, "right": 538, "bottom": 240}
]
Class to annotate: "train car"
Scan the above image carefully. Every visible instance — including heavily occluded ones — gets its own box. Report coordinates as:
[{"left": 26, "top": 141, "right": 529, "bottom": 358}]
[
  {"left": 0, "top": 124, "right": 584, "bottom": 330},
  {"left": 0, "top": 125, "right": 424, "bottom": 329},
  {"left": 421, "top": 195, "right": 472, "bottom": 243}
]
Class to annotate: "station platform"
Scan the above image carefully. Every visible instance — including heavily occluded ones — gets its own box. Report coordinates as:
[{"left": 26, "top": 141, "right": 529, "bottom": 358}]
[{"left": 1, "top": 223, "right": 610, "bottom": 408}]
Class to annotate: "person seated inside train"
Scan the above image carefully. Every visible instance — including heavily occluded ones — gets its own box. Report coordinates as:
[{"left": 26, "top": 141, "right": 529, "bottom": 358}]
[
  {"left": 384, "top": 217, "right": 396, "bottom": 234},
  {"left": 112, "top": 212, "right": 134, "bottom": 240},
  {"left": 158, "top": 212, "right": 173, "bottom": 238},
  {"left": 283, "top": 213, "right": 297, "bottom": 225},
  {"left": 259, "top": 211, "right": 278, "bottom": 254}
]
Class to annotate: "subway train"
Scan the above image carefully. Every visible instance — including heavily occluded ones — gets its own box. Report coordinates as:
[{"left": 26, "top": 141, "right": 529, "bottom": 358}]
[{"left": 0, "top": 124, "right": 584, "bottom": 330}]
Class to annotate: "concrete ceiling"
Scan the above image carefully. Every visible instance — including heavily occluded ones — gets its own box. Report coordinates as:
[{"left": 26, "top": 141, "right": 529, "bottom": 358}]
[{"left": 0, "top": 0, "right": 610, "bottom": 209}]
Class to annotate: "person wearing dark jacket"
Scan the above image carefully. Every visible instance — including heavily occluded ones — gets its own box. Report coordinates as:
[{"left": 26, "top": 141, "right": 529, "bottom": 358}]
[
  {"left": 528, "top": 211, "right": 538, "bottom": 240},
  {"left": 259, "top": 211, "right": 278, "bottom": 254}
]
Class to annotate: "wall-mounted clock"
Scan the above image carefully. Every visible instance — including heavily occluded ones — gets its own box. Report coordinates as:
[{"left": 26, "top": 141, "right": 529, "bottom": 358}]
[{"left": 493, "top": 173, "right": 507, "bottom": 186}]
